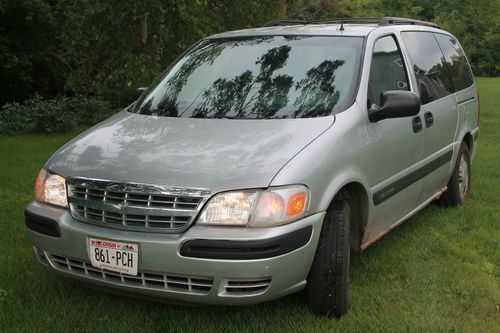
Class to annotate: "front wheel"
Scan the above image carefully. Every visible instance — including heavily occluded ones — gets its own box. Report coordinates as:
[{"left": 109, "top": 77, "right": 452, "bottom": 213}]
[
  {"left": 307, "top": 199, "right": 351, "bottom": 318},
  {"left": 440, "top": 142, "right": 472, "bottom": 206}
]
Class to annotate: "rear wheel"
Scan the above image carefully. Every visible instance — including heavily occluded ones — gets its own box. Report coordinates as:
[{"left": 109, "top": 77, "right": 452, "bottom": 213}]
[
  {"left": 440, "top": 142, "right": 471, "bottom": 206},
  {"left": 307, "top": 199, "right": 351, "bottom": 318}
]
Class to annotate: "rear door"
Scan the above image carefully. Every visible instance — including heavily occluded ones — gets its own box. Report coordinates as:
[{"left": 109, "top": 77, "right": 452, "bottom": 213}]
[
  {"left": 433, "top": 33, "right": 477, "bottom": 140},
  {"left": 401, "top": 31, "right": 458, "bottom": 203}
]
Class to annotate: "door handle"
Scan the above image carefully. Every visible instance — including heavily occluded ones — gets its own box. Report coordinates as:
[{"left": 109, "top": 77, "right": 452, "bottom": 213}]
[
  {"left": 412, "top": 116, "right": 422, "bottom": 133},
  {"left": 424, "top": 112, "right": 434, "bottom": 127}
]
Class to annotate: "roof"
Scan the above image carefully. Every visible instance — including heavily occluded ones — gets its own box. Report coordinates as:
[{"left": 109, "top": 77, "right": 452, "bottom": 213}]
[
  {"left": 207, "top": 17, "right": 441, "bottom": 39},
  {"left": 207, "top": 24, "right": 378, "bottom": 39}
]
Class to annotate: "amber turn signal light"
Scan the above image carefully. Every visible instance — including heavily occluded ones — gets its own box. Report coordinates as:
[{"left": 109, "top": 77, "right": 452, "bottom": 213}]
[{"left": 286, "top": 191, "right": 306, "bottom": 217}]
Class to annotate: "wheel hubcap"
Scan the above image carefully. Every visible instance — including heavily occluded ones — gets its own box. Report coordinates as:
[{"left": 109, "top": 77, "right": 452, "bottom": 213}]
[{"left": 458, "top": 155, "right": 469, "bottom": 197}]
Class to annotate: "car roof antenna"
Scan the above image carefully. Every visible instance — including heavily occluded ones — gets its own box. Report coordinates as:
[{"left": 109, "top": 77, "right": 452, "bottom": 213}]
[{"left": 339, "top": 19, "right": 345, "bottom": 31}]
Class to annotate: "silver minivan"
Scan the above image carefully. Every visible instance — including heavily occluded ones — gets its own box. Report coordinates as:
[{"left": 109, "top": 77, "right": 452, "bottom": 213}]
[{"left": 25, "top": 17, "right": 479, "bottom": 317}]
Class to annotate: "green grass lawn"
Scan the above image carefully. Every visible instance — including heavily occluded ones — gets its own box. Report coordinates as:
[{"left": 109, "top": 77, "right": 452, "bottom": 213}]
[{"left": 0, "top": 78, "right": 498, "bottom": 332}]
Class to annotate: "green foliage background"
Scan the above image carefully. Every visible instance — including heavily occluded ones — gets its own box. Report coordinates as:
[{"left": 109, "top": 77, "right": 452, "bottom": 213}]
[{"left": 0, "top": 0, "right": 498, "bottom": 108}]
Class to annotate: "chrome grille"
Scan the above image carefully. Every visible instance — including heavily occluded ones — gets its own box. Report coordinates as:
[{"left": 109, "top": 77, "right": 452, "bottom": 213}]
[
  {"left": 47, "top": 253, "right": 214, "bottom": 295},
  {"left": 67, "top": 178, "right": 211, "bottom": 233}
]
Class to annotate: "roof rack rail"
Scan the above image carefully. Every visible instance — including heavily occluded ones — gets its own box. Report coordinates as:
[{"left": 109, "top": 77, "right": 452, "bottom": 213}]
[
  {"left": 264, "top": 19, "right": 307, "bottom": 27},
  {"left": 380, "top": 17, "right": 441, "bottom": 29},
  {"left": 263, "top": 17, "right": 441, "bottom": 29}
]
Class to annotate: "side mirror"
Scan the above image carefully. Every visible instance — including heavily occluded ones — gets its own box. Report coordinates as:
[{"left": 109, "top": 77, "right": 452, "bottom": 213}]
[
  {"left": 135, "top": 87, "right": 148, "bottom": 97},
  {"left": 368, "top": 90, "right": 420, "bottom": 122}
]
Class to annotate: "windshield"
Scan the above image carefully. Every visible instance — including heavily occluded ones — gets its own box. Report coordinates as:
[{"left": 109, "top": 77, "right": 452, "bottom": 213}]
[{"left": 132, "top": 36, "right": 363, "bottom": 119}]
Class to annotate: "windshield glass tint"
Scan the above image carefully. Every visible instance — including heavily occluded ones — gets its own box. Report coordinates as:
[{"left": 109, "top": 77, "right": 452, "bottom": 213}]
[{"left": 133, "top": 36, "right": 363, "bottom": 119}]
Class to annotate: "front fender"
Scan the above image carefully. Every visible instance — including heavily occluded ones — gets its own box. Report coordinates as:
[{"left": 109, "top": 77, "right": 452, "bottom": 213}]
[{"left": 269, "top": 104, "right": 372, "bottom": 215}]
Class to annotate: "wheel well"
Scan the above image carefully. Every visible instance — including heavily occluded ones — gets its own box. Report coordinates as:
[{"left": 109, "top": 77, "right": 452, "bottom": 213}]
[
  {"left": 335, "top": 182, "right": 369, "bottom": 254},
  {"left": 463, "top": 132, "right": 472, "bottom": 152}
]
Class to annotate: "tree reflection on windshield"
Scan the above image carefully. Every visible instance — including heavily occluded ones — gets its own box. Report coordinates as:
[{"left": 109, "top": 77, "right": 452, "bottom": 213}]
[
  {"left": 134, "top": 36, "right": 362, "bottom": 119},
  {"left": 154, "top": 44, "right": 224, "bottom": 117},
  {"left": 293, "top": 59, "right": 345, "bottom": 118},
  {"left": 192, "top": 45, "right": 294, "bottom": 118}
]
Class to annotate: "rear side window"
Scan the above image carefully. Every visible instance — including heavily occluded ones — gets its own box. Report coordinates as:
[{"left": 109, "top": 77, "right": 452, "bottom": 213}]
[
  {"left": 368, "top": 35, "right": 409, "bottom": 107},
  {"left": 401, "top": 31, "right": 453, "bottom": 104},
  {"left": 434, "top": 33, "right": 474, "bottom": 92}
]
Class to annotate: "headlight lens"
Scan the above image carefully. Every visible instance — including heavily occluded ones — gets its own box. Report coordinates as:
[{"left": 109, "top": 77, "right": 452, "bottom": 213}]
[
  {"left": 197, "top": 191, "right": 259, "bottom": 225},
  {"left": 197, "top": 185, "right": 309, "bottom": 227},
  {"left": 34, "top": 169, "right": 68, "bottom": 208}
]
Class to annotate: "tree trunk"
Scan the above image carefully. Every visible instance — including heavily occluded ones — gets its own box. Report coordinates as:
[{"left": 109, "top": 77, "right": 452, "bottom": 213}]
[
  {"left": 141, "top": 12, "right": 148, "bottom": 44},
  {"left": 276, "top": 0, "right": 287, "bottom": 19}
]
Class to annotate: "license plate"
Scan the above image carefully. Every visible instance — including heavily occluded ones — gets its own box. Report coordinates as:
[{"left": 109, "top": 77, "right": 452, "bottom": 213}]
[{"left": 89, "top": 238, "right": 139, "bottom": 276}]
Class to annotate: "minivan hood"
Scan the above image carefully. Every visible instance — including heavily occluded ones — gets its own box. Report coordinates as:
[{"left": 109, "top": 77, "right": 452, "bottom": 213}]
[{"left": 47, "top": 111, "right": 334, "bottom": 193}]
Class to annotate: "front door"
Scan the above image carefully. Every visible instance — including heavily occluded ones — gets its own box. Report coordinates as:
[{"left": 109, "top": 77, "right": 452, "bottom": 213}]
[{"left": 363, "top": 34, "right": 424, "bottom": 238}]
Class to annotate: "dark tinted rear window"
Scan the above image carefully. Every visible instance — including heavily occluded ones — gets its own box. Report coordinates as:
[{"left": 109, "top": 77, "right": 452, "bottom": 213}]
[
  {"left": 434, "top": 33, "right": 474, "bottom": 92},
  {"left": 401, "top": 31, "right": 453, "bottom": 104}
]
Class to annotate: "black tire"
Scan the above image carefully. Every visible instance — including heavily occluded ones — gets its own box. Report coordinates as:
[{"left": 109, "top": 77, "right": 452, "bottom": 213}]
[
  {"left": 439, "top": 142, "right": 472, "bottom": 206},
  {"left": 307, "top": 199, "right": 351, "bottom": 318}
]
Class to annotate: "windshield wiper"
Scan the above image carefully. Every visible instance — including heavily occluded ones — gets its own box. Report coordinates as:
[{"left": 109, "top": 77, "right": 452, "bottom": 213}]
[{"left": 214, "top": 115, "right": 255, "bottom": 120}]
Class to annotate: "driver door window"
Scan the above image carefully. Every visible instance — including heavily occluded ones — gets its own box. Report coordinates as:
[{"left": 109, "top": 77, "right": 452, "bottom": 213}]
[{"left": 368, "top": 36, "right": 409, "bottom": 108}]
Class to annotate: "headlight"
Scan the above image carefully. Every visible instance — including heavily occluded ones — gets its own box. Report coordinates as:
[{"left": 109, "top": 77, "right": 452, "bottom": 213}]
[
  {"left": 197, "top": 185, "right": 309, "bottom": 227},
  {"left": 34, "top": 169, "right": 68, "bottom": 208}
]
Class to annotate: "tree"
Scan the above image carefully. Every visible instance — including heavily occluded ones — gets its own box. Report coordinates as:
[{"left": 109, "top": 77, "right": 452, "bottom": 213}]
[
  {"left": 434, "top": 0, "right": 500, "bottom": 76},
  {"left": 0, "top": 0, "right": 64, "bottom": 105},
  {"left": 285, "top": 0, "right": 356, "bottom": 20}
]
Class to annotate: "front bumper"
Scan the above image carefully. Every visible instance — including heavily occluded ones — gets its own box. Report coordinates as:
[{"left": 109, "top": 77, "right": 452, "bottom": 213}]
[{"left": 25, "top": 201, "right": 324, "bottom": 305}]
